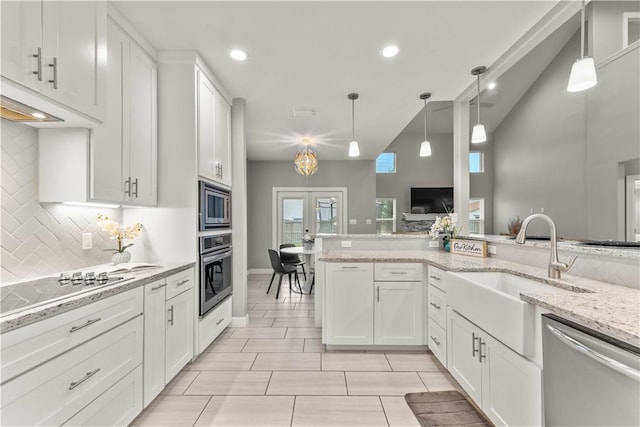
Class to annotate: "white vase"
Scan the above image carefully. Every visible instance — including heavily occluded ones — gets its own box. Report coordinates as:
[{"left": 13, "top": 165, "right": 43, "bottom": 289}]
[{"left": 111, "top": 251, "right": 131, "bottom": 265}]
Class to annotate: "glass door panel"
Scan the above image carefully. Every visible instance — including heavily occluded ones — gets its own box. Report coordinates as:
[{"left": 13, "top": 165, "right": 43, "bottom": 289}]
[
  {"left": 312, "top": 191, "right": 343, "bottom": 236},
  {"left": 277, "top": 192, "right": 309, "bottom": 247}
]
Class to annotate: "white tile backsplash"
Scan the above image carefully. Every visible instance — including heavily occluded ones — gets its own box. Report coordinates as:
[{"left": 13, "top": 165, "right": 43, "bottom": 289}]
[{"left": 1, "top": 120, "right": 121, "bottom": 283}]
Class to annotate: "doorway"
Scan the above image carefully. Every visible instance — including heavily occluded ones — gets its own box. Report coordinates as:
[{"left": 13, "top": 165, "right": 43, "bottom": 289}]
[{"left": 626, "top": 175, "right": 640, "bottom": 242}]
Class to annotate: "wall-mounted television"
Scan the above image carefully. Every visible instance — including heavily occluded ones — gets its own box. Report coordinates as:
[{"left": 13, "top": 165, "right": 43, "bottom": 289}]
[{"left": 410, "top": 187, "right": 454, "bottom": 214}]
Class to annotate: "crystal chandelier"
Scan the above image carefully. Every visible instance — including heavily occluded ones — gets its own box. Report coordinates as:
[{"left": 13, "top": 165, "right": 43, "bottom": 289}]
[{"left": 294, "top": 139, "right": 318, "bottom": 176}]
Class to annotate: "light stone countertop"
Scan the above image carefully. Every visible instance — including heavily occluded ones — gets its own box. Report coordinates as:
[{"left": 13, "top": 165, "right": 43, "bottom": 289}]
[
  {"left": 319, "top": 249, "right": 640, "bottom": 347},
  {"left": 0, "top": 262, "right": 196, "bottom": 334}
]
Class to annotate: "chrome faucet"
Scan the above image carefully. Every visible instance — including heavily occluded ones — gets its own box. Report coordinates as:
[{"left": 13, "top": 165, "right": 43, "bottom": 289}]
[{"left": 515, "top": 214, "right": 577, "bottom": 279}]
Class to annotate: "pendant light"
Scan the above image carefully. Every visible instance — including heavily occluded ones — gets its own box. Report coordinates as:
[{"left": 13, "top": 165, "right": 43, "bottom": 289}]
[
  {"left": 347, "top": 93, "right": 360, "bottom": 157},
  {"left": 567, "top": 0, "right": 597, "bottom": 92},
  {"left": 294, "top": 139, "right": 319, "bottom": 176},
  {"left": 471, "top": 65, "right": 487, "bottom": 144},
  {"left": 419, "top": 92, "right": 432, "bottom": 157}
]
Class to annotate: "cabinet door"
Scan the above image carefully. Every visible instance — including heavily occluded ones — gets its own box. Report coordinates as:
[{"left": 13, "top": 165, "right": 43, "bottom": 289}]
[
  {"left": 197, "top": 71, "right": 217, "bottom": 181},
  {"left": 91, "top": 19, "right": 128, "bottom": 203},
  {"left": 481, "top": 333, "right": 542, "bottom": 427},
  {"left": 447, "top": 309, "right": 482, "bottom": 403},
  {"left": 41, "top": 1, "right": 106, "bottom": 121},
  {"left": 215, "top": 94, "right": 232, "bottom": 186},
  {"left": 165, "top": 289, "right": 193, "bottom": 382},
  {"left": 324, "top": 263, "right": 374, "bottom": 345},
  {"left": 143, "top": 280, "right": 166, "bottom": 408},
  {"left": 374, "top": 282, "right": 423, "bottom": 345},
  {"left": 0, "top": 1, "right": 42, "bottom": 91},
  {"left": 128, "top": 42, "right": 157, "bottom": 206}
]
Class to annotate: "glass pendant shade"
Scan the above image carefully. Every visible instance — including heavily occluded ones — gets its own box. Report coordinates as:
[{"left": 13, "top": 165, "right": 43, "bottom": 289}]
[
  {"left": 471, "top": 123, "right": 487, "bottom": 144},
  {"left": 567, "top": 57, "right": 597, "bottom": 92},
  {"left": 348, "top": 140, "right": 360, "bottom": 157},
  {"left": 294, "top": 145, "right": 319, "bottom": 176},
  {"left": 419, "top": 140, "right": 432, "bottom": 157}
]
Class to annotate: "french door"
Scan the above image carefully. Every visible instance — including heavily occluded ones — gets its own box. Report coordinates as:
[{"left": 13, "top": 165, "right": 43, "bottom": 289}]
[{"left": 273, "top": 188, "right": 347, "bottom": 247}]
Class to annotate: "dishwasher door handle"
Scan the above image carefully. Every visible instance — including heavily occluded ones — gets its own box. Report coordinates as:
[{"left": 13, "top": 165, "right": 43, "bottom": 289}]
[{"left": 546, "top": 324, "right": 640, "bottom": 381}]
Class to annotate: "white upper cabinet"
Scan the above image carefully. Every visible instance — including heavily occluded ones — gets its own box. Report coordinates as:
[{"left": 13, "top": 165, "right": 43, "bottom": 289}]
[
  {"left": 1, "top": 0, "right": 106, "bottom": 123},
  {"left": 197, "top": 69, "right": 231, "bottom": 187}
]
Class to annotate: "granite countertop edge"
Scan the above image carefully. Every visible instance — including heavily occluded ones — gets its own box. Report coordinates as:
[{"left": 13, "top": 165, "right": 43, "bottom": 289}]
[{"left": 0, "top": 262, "right": 195, "bottom": 334}]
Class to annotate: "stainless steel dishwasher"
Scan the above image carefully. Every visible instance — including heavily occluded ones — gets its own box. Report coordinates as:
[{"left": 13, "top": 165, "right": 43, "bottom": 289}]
[{"left": 542, "top": 314, "right": 640, "bottom": 426}]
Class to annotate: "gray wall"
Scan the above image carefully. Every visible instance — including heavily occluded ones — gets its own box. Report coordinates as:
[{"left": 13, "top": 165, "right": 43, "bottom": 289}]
[
  {"left": 592, "top": 1, "right": 640, "bottom": 61},
  {"left": 376, "top": 133, "right": 454, "bottom": 231},
  {"left": 247, "top": 160, "right": 376, "bottom": 269}
]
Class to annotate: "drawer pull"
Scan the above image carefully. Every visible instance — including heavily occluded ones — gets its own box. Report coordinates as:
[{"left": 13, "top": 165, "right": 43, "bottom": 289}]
[
  {"left": 430, "top": 336, "right": 441, "bottom": 346},
  {"left": 429, "top": 302, "right": 441, "bottom": 310},
  {"left": 390, "top": 271, "right": 408, "bottom": 275},
  {"left": 69, "top": 318, "right": 101, "bottom": 333},
  {"left": 429, "top": 274, "right": 441, "bottom": 281},
  {"left": 151, "top": 283, "right": 167, "bottom": 291},
  {"left": 69, "top": 368, "right": 100, "bottom": 390},
  {"left": 341, "top": 266, "right": 359, "bottom": 269},
  {"left": 168, "top": 305, "right": 174, "bottom": 326},
  {"left": 216, "top": 317, "right": 225, "bottom": 325},
  {"left": 176, "top": 279, "right": 190, "bottom": 287}
]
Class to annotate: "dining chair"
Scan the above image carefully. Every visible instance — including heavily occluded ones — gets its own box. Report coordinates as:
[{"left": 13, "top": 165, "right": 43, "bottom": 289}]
[
  {"left": 267, "top": 249, "right": 301, "bottom": 299},
  {"left": 279, "top": 243, "right": 307, "bottom": 280}
]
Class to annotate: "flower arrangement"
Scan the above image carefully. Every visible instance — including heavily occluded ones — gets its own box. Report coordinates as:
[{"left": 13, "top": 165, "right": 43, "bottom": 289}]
[
  {"left": 429, "top": 212, "right": 461, "bottom": 241},
  {"left": 97, "top": 214, "right": 143, "bottom": 253}
]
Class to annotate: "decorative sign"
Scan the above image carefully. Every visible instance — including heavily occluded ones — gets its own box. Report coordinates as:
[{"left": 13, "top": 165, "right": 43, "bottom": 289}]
[{"left": 451, "top": 239, "right": 487, "bottom": 258}]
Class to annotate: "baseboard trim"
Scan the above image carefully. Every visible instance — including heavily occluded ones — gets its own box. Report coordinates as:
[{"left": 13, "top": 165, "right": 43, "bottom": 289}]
[
  {"left": 231, "top": 314, "right": 249, "bottom": 327},
  {"left": 248, "top": 268, "right": 272, "bottom": 275}
]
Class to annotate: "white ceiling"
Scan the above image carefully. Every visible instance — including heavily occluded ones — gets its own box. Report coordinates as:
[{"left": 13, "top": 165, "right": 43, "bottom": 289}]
[{"left": 114, "top": 1, "right": 559, "bottom": 160}]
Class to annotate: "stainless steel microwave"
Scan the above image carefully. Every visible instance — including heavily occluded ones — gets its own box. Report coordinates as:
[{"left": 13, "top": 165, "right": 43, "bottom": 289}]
[{"left": 199, "top": 181, "right": 231, "bottom": 230}]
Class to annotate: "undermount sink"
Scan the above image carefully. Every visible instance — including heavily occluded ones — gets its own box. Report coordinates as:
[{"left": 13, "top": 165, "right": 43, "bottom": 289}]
[{"left": 446, "top": 271, "right": 571, "bottom": 356}]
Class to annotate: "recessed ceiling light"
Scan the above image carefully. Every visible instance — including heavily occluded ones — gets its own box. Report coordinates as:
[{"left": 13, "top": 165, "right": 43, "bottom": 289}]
[
  {"left": 230, "top": 49, "right": 247, "bottom": 61},
  {"left": 381, "top": 45, "right": 399, "bottom": 58},
  {"left": 31, "top": 112, "right": 46, "bottom": 119},
  {"left": 488, "top": 82, "right": 497, "bottom": 90}
]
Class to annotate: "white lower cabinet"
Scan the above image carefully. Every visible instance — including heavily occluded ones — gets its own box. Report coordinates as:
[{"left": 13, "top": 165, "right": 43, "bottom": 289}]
[
  {"left": 374, "top": 281, "right": 423, "bottom": 345},
  {"left": 447, "top": 308, "right": 541, "bottom": 426},
  {"left": 165, "top": 289, "right": 194, "bottom": 380}
]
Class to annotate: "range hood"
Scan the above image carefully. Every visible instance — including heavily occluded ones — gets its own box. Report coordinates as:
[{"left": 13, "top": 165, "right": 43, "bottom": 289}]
[{"left": 1, "top": 95, "right": 63, "bottom": 123}]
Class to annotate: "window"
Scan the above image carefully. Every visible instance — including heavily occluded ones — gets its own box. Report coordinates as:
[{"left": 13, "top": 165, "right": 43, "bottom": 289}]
[
  {"left": 376, "top": 199, "right": 396, "bottom": 234},
  {"left": 376, "top": 152, "right": 396, "bottom": 173},
  {"left": 623, "top": 12, "right": 640, "bottom": 48},
  {"left": 469, "top": 198, "right": 485, "bottom": 235},
  {"left": 469, "top": 151, "right": 484, "bottom": 173}
]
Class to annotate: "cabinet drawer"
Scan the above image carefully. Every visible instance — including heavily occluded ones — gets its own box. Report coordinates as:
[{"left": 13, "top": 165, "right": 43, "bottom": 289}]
[
  {"left": 1, "top": 287, "right": 143, "bottom": 383},
  {"left": 374, "top": 263, "right": 423, "bottom": 282},
  {"left": 166, "top": 269, "right": 193, "bottom": 300},
  {"left": 198, "top": 296, "right": 232, "bottom": 354},
  {"left": 427, "top": 284, "right": 446, "bottom": 328},
  {"left": 1, "top": 316, "right": 143, "bottom": 427},
  {"left": 428, "top": 320, "right": 447, "bottom": 368},
  {"left": 428, "top": 266, "right": 446, "bottom": 290},
  {"left": 62, "top": 365, "right": 142, "bottom": 427}
]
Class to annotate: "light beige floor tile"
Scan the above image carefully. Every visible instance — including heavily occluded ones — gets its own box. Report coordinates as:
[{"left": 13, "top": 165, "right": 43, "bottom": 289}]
[
  {"left": 308, "top": 311, "right": 315, "bottom": 318},
  {"left": 273, "top": 318, "right": 317, "bottom": 328},
  {"left": 380, "top": 396, "right": 421, "bottom": 427},
  {"left": 243, "top": 338, "right": 304, "bottom": 353},
  {"left": 205, "top": 338, "right": 248, "bottom": 353},
  {"left": 293, "top": 302, "right": 316, "bottom": 309},
  {"left": 185, "top": 371, "right": 271, "bottom": 395},
  {"left": 230, "top": 327, "right": 287, "bottom": 339},
  {"left": 303, "top": 338, "right": 324, "bottom": 352},
  {"left": 248, "top": 309, "right": 267, "bottom": 317},
  {"left": 265, "top": 309, "right": 310, "bottom": 318},
  {"left": 252, "top": 352, "right": 321, "bottom": 371},
  {"left": 246, "top": 317, "right": 276, "bottom": 327},
  {"left": 131, "top": 395, "right": 210, "bottom": 426},
  {"left": 322, "top": 353, "right": 392, "bottom": 371},
  {"left": 161, "top": 370, "right": 200, "bottom": 395},
  {"left": 217, "top": 327, "right": 236, "bottom": 339},
  {"left": 345, "top": 372, "right": 427, "bottom": 395},
  {"left": 385, "top": 353, "right": 441, "bottom": 371},
  {"left": 186, "top": 352, "right": 257, "bottom": 371},
  {"left": 195, "top": 396, "right": 294, "bottom": 427},
  {"left": 267, "top": 371, "right": 347, "bottom": 395},
  {"left": 284, "top": 327, "right": 322, "bottom": 339},
  {"left": 292, "top": 396, "right": 388, "bottom": 427},
  {"left": 418, "top": 371, "right": 460, "bottom": 392}
]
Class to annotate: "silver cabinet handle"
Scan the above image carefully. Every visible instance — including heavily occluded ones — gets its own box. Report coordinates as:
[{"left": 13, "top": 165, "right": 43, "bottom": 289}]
[
  {"left": 69, "top": 318, "right": 101, "bottom": 333},
  {"left": 390, "top": 271, "right": 408, "bottom": 275},
  {"left": 124, "top": 177, "right": 131, "bottom": 197},
  {"left": 168, "top": 305, "right": 174, "bottom": 326},
  {"left": 341, "top": 266, "right": 359, "bottom": 269},
  {"left": 69, "top": 368, "right": 100, "bottom": 390},
  {"left": 216, "top": 317, "right": 224, "bottom": 325},
  {"left": 429, "top": 302, "right": 441, "bottom": 310},
  {"left": 132, "top": 178, "right": 138, "bottom": 198},
  {"left": 220, "top": 163, "right": 223, "bottom": 179},
  {"left": 429, "top": 274, "right": 441, "bottom": 281},
  {"left": 478, "top": 338, "right": 486, "bottom": 361},
  {"left": 430, "top": 336, "right": 441, "bottom": 346},
  {"left": 33, "top": 47, "right": 42, "bottom": 81},
  {"left": 376, "top": 286, "right": 380, "bottom": 302},
  {"left": 151, "top": 283, "right": 167, "bottom": 291},
  {"left": 472, "top": 332, "right": 479, "bottom": 357},
  {"left": 546, "top": 324, "right": 640, "bottom": 380},
  {"left": 176, "top": 279, "right": 190, "bottom": 287},
  {"left": 48, "top": 56, "right": 58, "bottom": 89}
]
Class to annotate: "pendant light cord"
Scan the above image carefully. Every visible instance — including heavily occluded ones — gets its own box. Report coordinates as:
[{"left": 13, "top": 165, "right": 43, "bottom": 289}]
[
  {"left": 351, "top": 98, "right": 355, "bottom": 141},
  {"left": 476, "top": 74, "right": 481, "bottom": 123},
  {"left": 580, "top": 0, "right": 585, "bottom": 59},
  {"left": 423, "top": 99, "right": 428, "bottom": 139}
]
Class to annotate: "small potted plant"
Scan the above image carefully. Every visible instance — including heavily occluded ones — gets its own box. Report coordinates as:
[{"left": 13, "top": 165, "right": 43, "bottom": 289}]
[
  {"left": 429, "top": 212, "right": 461, "bottom": 252},
  {"left": 97, "top": 214, "right": 143, "bottom": 264}
]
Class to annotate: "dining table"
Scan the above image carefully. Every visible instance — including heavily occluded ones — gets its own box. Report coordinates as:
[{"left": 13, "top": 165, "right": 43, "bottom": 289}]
[{"left": 279, "top": 245, "right": 316, "bottom": 294}]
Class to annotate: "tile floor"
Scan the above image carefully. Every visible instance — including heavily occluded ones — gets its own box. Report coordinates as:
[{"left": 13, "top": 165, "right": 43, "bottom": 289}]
[{"left": 132, "top": 274, "right": 463, "bottom": 427}]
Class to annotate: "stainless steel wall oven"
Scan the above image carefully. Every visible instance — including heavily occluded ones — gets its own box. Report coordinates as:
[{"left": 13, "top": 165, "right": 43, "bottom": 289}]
[{"left": 199, "top": 233, "right": 232, "bottom": 316}]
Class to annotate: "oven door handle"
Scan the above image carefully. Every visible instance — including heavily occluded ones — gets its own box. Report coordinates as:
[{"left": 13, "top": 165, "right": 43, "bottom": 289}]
[{"left": 203, "top": 250, "right": 232, "bottom": 264}]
